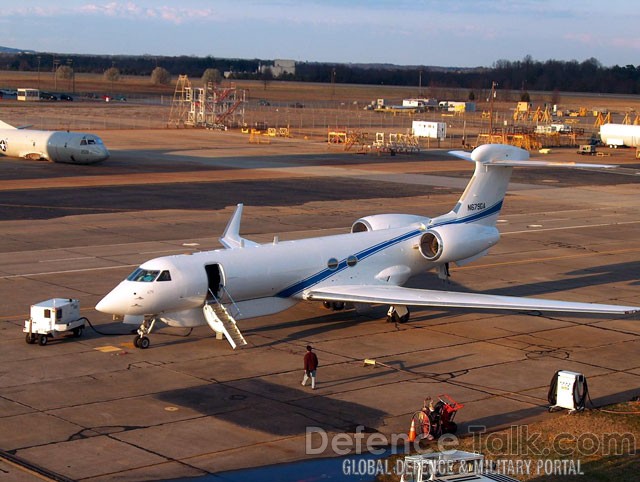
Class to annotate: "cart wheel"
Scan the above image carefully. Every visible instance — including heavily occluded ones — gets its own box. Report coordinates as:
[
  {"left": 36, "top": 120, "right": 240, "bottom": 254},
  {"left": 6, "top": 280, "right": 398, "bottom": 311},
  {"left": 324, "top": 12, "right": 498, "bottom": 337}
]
[
  {"left": 139, "top": 336, "right": 150, "bottom": 349},
  {"left": 73, "top": 326, "right": 84, "bottom": 337},
  {"left": 38, "top": 334, "right": 48, "bottom": 346},
  {"left": 25, "top": 334, "right": 36, "bottom": 344}
]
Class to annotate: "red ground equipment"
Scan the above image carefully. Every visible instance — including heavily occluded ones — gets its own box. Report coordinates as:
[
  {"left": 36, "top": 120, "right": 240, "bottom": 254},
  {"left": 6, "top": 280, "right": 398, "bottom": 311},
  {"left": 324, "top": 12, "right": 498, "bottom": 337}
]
[{"left": 410, "top": 394, "right": 464, "bottom": 440}]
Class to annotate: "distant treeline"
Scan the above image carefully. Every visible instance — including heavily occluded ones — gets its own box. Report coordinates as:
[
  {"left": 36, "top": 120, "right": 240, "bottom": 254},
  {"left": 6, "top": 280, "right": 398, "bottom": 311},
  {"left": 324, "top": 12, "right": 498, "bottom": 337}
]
[{"left": 2, "top": 52, "right": 639, "bottom": 95}]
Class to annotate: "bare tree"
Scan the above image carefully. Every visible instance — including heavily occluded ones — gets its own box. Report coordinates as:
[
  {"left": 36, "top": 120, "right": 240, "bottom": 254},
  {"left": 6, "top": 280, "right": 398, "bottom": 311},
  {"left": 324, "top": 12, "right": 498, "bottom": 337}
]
[
  {"left": 104, "top": 67, "right": 120, "bottom": 82},
  {"left": 151, "top": 66, "right": 171, "bottom": 85},
  {"left": 56, "top": 65, "right": 73, "bottom": 79},
  {"left": 202, "top": 68, "right": 222, "bottom": 86}
]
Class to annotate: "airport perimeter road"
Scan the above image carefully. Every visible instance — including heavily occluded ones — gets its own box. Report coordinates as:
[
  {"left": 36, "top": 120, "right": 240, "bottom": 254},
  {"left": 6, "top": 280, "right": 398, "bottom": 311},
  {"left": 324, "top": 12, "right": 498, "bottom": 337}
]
[{"left": 0, "top": 131, "right": 639, "bottom": 480}]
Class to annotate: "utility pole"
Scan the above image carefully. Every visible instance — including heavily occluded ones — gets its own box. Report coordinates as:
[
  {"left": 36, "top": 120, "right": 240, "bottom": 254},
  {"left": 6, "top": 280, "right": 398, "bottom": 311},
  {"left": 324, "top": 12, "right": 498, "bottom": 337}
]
[
  {"left": 66, "top": 59, "right": 73, "bottom": 93},
  {"left": 37, "top": 55, "right": 41, "bottom": 90},
  {"left": 489, "top": 81, "right": 498, "bottom": 135},
  {"left": 53, "top": 58, "right": 60, "bottom": 90},
  {"left": 331, "top": 68, "right": 336, "bottom": 97}
]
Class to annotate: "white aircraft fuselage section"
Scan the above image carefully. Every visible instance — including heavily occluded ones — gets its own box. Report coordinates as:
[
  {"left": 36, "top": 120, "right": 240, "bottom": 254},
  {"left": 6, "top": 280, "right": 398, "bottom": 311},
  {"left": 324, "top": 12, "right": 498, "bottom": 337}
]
[
  {"left": 96, "top": 144, "right": 639, "bottom": 348},
  {"left": 100, "top": 223, "right": 436, "bottom": 318},
  {"left": 0, "top": 128, "right": 109, "bottom": 164}
]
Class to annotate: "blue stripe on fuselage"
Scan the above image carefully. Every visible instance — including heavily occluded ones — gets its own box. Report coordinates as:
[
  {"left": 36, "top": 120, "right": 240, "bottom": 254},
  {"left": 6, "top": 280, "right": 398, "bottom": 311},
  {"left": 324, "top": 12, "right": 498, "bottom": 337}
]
[{"left": 275, "top": 200, "right": 503, "bottom": 298}]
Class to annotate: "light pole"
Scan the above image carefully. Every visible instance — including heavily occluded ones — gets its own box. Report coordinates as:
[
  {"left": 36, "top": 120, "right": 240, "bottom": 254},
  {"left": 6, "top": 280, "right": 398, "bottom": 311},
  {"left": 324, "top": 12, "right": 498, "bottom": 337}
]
[{"left": 53, "top": 58, "right": 60, "bottom": 90}]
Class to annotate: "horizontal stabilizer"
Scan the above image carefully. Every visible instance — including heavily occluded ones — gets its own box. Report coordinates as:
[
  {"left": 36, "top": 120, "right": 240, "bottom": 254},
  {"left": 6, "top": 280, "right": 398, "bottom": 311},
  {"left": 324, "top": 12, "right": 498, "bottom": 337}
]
[
  {"left": 219, "top": 203, "right": 259, "bottom": 249},
  {"left": 448, "top": 150, "right": 473, "bottom": 162},
  {"left": 0, "top": 120, "right": 17, "bottom": 130},
  {"left": 485, "top": 159, "right": 617, "bottom": 169},
  {"left": 304, "top": 285, "right": 639, "bottom": 315},
  {"left": 448, "top": 149, "right": 616, "bottom": 169}
]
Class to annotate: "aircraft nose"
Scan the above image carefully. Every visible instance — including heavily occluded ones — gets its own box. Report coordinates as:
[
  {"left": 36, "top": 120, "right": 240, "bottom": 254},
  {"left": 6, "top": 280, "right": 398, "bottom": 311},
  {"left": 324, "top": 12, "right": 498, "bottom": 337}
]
[
  {"left": 95, "top": 146, "right": 110, "bottom": 162},
  {"left": 96, "top": 288, "right": 126, "bottom": 314}
]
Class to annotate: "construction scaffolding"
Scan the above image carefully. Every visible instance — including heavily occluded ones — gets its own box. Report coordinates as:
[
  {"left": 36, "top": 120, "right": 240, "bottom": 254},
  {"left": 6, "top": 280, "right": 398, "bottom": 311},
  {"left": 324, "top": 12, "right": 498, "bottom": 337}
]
[
  {"left": 168, "top": 76, "right": 246, "bottom": 129},
  {"left": 168, "top": 75, "right": 192, "bottom": 128},
  {"left": 373, "top": 132, "right": 420, "bottom": 153},
  {"left": 476, "top": 126, "right": 581, "bottom": 151}
]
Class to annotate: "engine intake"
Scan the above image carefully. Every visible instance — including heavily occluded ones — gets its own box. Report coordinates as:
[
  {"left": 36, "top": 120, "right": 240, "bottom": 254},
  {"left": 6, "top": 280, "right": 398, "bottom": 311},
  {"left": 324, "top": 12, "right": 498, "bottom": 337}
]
[
  {"left": 351, "top": 214, "right": 429, "bottom": 233},
  {"left": 418, "top": 224, "right": 500, "bottom": 264}
]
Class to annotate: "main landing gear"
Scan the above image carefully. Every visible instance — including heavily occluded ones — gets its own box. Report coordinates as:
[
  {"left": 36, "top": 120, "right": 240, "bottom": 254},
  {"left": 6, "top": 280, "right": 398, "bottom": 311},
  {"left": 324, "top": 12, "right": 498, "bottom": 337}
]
[
  {"left": 322, "top": 301, "right": 345, "bottom": 311},
  {"left": 133, "top": 318, "right": 156, "bottom": 349},
  {"left": 387, "top": 305, "right": 410, "bottom": 323}
]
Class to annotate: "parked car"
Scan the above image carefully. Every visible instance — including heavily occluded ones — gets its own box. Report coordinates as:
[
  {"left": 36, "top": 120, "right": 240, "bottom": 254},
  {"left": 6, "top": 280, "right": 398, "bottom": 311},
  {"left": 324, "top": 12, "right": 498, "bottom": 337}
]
[
  {"left": 59, "top": 94, "right": 73, "bottom": 101},
  {"left": 258, "top": 99, "right": 270, "bottom": 106},
  {"left": 39, "top": 92, "right": 57, "bottom": 101}
]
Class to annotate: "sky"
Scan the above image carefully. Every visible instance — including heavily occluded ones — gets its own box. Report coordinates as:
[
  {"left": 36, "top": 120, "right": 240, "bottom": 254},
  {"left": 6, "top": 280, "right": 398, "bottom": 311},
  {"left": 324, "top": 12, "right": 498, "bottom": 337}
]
[{"left": 1, "top": 0, "right": 639, "bottom": 68}]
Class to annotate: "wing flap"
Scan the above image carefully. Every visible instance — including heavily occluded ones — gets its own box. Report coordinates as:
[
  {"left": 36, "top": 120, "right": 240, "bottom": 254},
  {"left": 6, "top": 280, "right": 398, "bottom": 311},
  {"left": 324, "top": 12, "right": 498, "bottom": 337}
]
[{"left": 304, "top": 285, "right": 639, "bottom": 315}]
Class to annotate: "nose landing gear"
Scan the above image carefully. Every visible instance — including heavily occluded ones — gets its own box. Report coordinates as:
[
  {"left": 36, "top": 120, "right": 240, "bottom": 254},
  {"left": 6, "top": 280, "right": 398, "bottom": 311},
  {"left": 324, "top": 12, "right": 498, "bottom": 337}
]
[{"left": 133, "top": 318, "right": 156, "bottom": 349}]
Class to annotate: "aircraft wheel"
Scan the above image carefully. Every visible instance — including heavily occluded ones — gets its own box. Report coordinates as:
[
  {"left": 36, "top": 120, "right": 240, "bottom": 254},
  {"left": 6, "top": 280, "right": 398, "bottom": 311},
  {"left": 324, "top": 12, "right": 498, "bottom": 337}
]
[
  {"left": 133, "top": 335, "right": 141, "bottom": 348},
  {"left": 139, "top": 336, "right": 150, "bottom": 349},
  {"left": 400, "top": 308, "right": 411, "bottom": 323},
  {"left": 73, "top": 326, "right": 83, "bottom": 337},
  {"left": 38, "top": 334, "right": 48, "bottom": 346},
  {"left": 25, "top": 334, "right": 36, "bottom": 344}
]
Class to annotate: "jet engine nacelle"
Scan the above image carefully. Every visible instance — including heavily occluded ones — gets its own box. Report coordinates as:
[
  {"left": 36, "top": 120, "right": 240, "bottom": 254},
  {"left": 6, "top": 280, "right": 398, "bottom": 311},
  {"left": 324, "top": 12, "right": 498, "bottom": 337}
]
[
  {"left": 418, "top": 223, "right": 500, "bottom": 264},
  {"left": 351, "top": 214, "right": 430, "bottom": 233}
]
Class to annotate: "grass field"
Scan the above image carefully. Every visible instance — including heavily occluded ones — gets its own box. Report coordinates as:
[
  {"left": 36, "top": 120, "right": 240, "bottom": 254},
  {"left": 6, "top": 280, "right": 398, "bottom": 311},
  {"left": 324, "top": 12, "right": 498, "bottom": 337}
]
[{"left": 378, "top": 402, "right": 640, "bottom": 481}]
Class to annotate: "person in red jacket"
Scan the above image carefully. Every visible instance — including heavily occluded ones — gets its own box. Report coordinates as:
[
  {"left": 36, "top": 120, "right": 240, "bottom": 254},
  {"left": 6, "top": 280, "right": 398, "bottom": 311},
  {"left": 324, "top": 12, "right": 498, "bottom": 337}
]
[{"left": 301, "top": 345, "right": 319, "bottom": 389}]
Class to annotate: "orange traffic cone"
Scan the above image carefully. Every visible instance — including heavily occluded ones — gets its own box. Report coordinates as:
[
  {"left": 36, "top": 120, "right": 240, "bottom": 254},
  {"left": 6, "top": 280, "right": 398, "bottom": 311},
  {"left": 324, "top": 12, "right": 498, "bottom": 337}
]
[{"left": 408, "top": 418, "right": 416, "bottom": 442}]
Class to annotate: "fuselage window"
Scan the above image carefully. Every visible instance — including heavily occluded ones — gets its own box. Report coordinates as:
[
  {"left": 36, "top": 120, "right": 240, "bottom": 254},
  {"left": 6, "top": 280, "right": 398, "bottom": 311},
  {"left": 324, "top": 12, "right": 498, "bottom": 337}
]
[
  {"left": 127, "top": 268, "right": 160, "bottom": 282},
  {"left": 347, "top": 255, "right": 358, "bottom": 267},
  {"left": 327, "top": 258, "right": 339, "bottom": 270},
  {"left": 157, "top": 270, "right": 172, "bottom": 281}
]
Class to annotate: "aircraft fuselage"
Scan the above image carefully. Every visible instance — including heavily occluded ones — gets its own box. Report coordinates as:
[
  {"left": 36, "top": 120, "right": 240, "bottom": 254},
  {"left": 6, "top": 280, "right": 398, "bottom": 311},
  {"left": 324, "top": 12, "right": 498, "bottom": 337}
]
[
  {"left": 0, "top": 129, "right": 109, "bottom": 164},
  {"left": 97, "top": 223, "right": 441, "bottom": 323}
]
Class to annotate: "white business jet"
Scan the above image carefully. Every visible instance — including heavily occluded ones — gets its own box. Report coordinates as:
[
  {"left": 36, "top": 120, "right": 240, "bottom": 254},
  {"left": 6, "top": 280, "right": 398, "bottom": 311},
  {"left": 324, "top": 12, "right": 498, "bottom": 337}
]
[
  {"left": 96, "top": 144, "right": 639, "bottom": 349},
  {"left": 0, "top": 120, "right": 109, "bottom": 164}
]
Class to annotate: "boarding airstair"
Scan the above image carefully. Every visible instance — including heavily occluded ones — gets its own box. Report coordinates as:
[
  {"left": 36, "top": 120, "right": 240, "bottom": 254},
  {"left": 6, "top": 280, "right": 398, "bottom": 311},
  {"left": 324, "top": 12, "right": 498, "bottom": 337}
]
[{"left": 203, "top": 290, "right": 247, "bottom": 349}]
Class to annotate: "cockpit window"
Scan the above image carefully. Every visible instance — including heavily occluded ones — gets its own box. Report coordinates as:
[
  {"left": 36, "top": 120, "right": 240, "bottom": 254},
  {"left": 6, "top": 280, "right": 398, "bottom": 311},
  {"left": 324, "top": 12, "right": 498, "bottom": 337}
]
[
  {"left": 80, "top": 139, "right": 87, "bottom": 145},
  {"left": 88, "top": 139, "right": 96, "bottom": 145},
  {"left": 127, "top": 268, "right": 160, "bottom": 282},
  {"left": 157, "top": 270, "right": 172, "bottom": 282}
]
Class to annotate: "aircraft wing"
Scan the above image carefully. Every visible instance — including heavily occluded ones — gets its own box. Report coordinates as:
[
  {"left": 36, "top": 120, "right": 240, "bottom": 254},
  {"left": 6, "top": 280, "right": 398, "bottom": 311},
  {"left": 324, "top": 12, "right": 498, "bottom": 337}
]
[{"left": 303, "top": 285, "right": 639, "bottom": 315}]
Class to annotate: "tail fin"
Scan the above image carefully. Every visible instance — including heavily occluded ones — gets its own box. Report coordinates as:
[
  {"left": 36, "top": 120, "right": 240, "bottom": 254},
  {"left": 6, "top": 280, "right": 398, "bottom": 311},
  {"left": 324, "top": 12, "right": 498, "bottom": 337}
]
[
  {"left": 437, "top": 144, "right": 525, "bottom": 227},
  {"left": 436, "top": 144, "right": 617, "bottom": 228}
]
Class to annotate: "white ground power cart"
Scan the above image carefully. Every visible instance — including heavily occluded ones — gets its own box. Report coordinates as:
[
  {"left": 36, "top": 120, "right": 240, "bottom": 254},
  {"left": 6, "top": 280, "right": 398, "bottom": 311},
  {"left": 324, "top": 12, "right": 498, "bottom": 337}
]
[{"left": 24, "top": 298, "right": 86, "bottom": 346}]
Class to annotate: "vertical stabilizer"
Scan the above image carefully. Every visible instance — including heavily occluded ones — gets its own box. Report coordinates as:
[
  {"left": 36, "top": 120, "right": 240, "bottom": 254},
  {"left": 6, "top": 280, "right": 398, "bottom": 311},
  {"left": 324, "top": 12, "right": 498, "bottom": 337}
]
[{"left": 436, "top": 144, "right": 528, "bottom": 227}]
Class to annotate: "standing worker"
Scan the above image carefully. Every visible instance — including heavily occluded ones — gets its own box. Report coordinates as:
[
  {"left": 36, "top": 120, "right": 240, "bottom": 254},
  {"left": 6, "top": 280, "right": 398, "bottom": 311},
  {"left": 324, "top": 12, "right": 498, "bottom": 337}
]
[{"left": 301, "top": 345, "right": 319, "bottom": 390}]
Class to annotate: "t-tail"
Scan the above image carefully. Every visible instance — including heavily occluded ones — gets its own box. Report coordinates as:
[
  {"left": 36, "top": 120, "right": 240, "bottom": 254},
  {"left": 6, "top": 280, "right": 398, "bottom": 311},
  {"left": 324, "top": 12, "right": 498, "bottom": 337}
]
[
  {"left": 434, "top": 144, "right": 527, "bottom": 228},
  {"left": 436, "top": 144, "right": 616, "bottom": 228}
]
